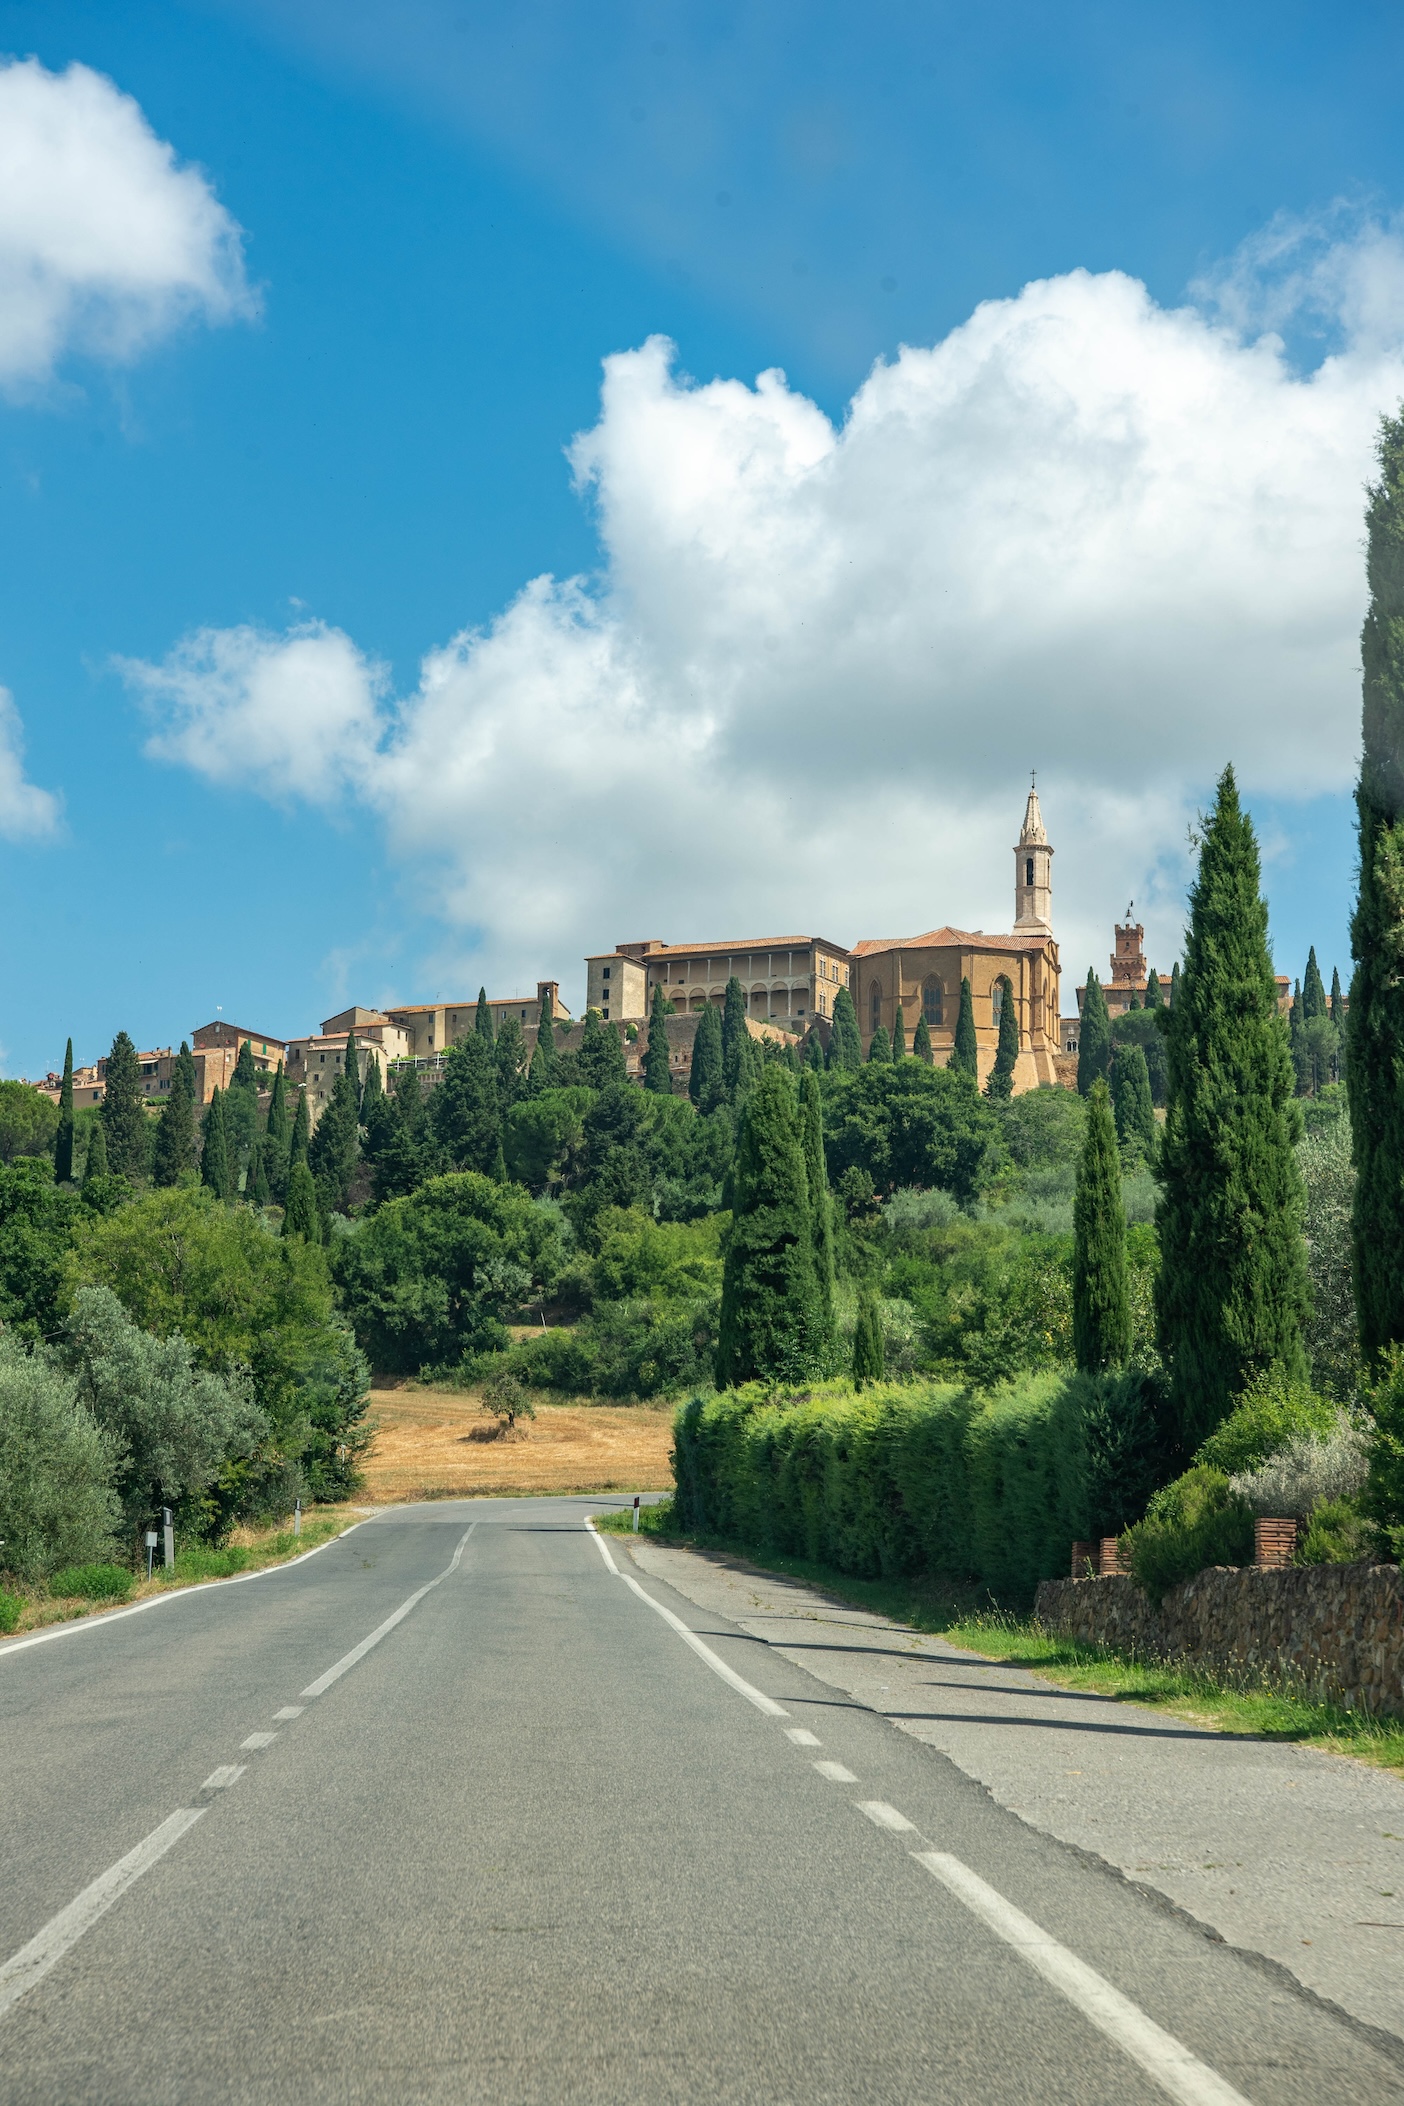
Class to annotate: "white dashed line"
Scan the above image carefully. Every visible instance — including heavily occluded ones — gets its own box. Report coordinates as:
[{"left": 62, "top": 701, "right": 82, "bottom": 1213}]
[
  {"left": 784, "top": 1727, "right": 822, "bottom": 1746},
  {"left": 301, "top": 1524, "right": 475, "bottom": 1698},
  {"left": 813, "top": 1759, "right": 859, "bottom": 1784},
  {"left": 0, "top": 1808, "right": 206, "bottom": 2023},
  {"left": 856, "top": 1800, "right": 915, "bottom": 1832},
  {"left": 273, "top": 1707, "right": 303, "bottom": 1721},
  {"left": 240, "top": 1732, "right": 277, "bottom": 1751},
  {"left": 201, "top": 1765, "right": 246, "bottom": 1792}
]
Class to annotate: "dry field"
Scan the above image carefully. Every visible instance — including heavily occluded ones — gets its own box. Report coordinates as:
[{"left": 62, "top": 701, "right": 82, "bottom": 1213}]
[{"left": 362, "top": 1384, "right": 676, "bottom": 1503}]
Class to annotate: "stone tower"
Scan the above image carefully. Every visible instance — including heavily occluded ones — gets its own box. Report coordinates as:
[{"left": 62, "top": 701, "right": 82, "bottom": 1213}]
[{"left": 1013, "top": 778, "right": 1053, "bottom": 933}]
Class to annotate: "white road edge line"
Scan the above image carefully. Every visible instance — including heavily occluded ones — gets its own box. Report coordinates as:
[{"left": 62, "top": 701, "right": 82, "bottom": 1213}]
[
  {"left": 0, "top": 1807, "right": 206, "bottom": 2023},
  {"left": 584, "top": 1517, "right": 788, "bottom": 1719},
  {"left": 912, "top": 1851, "right": 1250, "bottom": 2106},
  {"left": 0, "top": 1519, "right": 370, "bottom": 1662},
  {"left": 300, "top": 1523, "right": 476, "bottom": 1698}
]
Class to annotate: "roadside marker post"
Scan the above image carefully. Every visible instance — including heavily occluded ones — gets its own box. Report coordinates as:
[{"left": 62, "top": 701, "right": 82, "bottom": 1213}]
[
  {"left": 632, "top": 1496, "right": 640, "bottom": 1533},
  {"left": 294, "top": 1499, "right": 302, "bottom": 1538},
  {"left": 162, "top": 1508, "right": 173, "bottom": 1572},
  {"left": 144, "top": 1532, "right": 157, "bottom": 1581}
]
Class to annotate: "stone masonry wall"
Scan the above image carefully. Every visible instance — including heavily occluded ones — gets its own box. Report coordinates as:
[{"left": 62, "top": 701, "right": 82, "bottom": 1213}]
[{"left": 1034, "top": 1561, "right": 1404, "bottom": 1718}]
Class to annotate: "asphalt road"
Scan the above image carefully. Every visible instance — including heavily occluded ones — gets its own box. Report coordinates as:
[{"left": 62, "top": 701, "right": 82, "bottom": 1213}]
[{"left": 1, "top": 1499, "right": 1401, "bottom": 2105}]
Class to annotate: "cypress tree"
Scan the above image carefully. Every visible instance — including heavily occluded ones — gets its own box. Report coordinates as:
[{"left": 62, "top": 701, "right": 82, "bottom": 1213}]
[
  {"left": 264, "top": 1063, "right": 292, "bottom": 1200},
  {"left": 1302, "top": 947, "right": 1328, "bottom": 1022},
  {"left": 200, "top": 1089, "right": 231, "bottom": 1202},
  {"left": 1145, "top": 968, "right": 1162, "bottom": 1008},
  {"left": 803, "top": 1029, "right": 826, "bottom": 1073},
  {"left": 289, "top": 1085, "right": 310, "bottom": 1166},
  {"left": 826, "top": 985, "right": 862, "bottom": 1072},
  {"left": 54, "top": 1038, "right": 75, "bottom": 1183},
  {"left": 643, "top": 983, "right": 673, "bottom": 1093},
  {"left": 152, "top": 1041, "right": 198, "bottom": 1186},
  {"left": 892, "top": 1005, "right": 907, "bottom": 1060},
  {"left": 282, "top": 1157, "right": 321, "bottom": 1242},
  {"left": 1073, "top": 1080, "right": 1130, "bottom": 1373},
  {"left": 1128, "top": 990, "right": 1142, "bottom": 1011},
  {"left": 867, "top": 1022, "right": 892, "bottom": 1064},
  {"left": 1349, "top": 412, "right": 1404, "bottom": 1356},
  {"left": 430, "top": 1027, "right": 502, "bottom": 1172},
  {"left": 1077, "top": 972, "right": 1111, "bottom": 1096},
  {"left": 83, "top": 1121, "right": 108, "bottom": 1184},
  {"left": 715, "top": 1067, "right": 822, "bottom": 1386},
  {"left": 949, "top": 977, "right": 978, "bottom": 1081},
  {"left": 1157, "top": 765, "right": 1309, "bottom": 1445},
  {"left": 531, "top": 987, "right": 557, "bottom": 1087},
  {"left": 1289, "top": 977, "right": 1310, "bottom": 1095},
  {"left": 308, "top": 1035, "right": 361, "bottom": 1213},
  {"left": 370, "top": 1065, "right": 434, "bottom": 1202},
  {"left": 1330, "top": 965, "right": 1343, "bottom": 1027},
  {"left": 800, "top": 1069, "right": 836, "bottom": 1354},
  {"left": 361, "top": 1048, "right": 383, "bottom": 1117},
  {"left": 475, "top": 986, "right": 495, "bottom": 1041},
  {"left": 985, "top": 975, "right": 1018, "bottom": 1102},
  {"left": 689, "top": 1002, "right": 725, "bottom": 1110},
  {"left": 248, "top": 1135, "right": 271, "bottom": 1207},
  {"left": 852, "top": 1285, "right": 885, "bottom": 1390},
  {"left": 912, "top": 1012, "right": 932, "bottom": 1064},
  {"left": 721, "top": 976, "right": 751, "bottom": 1099},
  {"left": 223, "top": 1037, "right": 260, "bottom": 1174},
  {"left": 1111, "top": 1043, "right": 1156, "bottom": 1161},
  {"left": 495, "top": 1013, "right": 528, "bottom": 1108},
  {"left": 578, "top": 1009, "right": 628, "bottom": 1090},
  {"left": 101, "top": 1031, "right": 147, "bottom": 1180},
  {"left": 1170, "top": 962, "right": 1181, "bottom": 1008}
]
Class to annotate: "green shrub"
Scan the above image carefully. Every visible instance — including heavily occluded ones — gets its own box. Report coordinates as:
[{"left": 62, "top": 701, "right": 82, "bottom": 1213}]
[
  {"left": 671, "top": 1372, "right": 1089, "bottom": 1604},
  {"left": 1120, "top": 1466, "right": 1254, "bottom": 1604},
  {"left": 0, "top": 1588, "right": 22, "bottom": 1633},
  {"left": 0, "top": 1333, "right": 120, "bottom": 1580},
  {"left": 1296, "top": 1497, "right": 1377, "bottom": 1566},
  {"left": 170, "top": 1543, "right": 252, "bottom": 1581},
  {"left": 49, "top": 1561, "right": 133, "bottom": 1601},
  {"left": 1192, "top": 1372, "right": 1336, "bottom": 1476}
]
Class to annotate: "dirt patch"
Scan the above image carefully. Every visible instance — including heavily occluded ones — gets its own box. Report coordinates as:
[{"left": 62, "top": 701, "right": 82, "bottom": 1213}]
[{"left": 362, "top": 1385, "right": 676, "bottom": 1502}]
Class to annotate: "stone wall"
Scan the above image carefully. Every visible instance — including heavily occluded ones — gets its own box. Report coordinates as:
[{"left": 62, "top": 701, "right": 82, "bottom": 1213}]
[{"left": 1034, "top": 1561, "right": 1404, "bottom": 1718}]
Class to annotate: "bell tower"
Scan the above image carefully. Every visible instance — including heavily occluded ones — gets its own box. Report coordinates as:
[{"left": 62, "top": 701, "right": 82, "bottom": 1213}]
[{"left": 1013, "top": 776, "right": 1053, "bottom": 933}]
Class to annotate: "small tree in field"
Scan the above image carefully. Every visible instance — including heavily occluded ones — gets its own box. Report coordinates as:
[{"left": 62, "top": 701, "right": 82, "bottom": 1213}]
[{"left": 481, "top": 1367, "right": 535, "bottom": 1436}]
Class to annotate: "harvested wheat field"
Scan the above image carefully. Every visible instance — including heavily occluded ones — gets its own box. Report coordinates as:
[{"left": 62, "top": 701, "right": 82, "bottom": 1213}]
[{"left": 362, "top": 1385, "right": 676, "bottom": 1503}]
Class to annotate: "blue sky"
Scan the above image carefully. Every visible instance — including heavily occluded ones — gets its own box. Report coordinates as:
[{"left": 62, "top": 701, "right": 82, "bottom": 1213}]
[{"left": 1, "top": 0, "right": 1400, "bottom": 1075}]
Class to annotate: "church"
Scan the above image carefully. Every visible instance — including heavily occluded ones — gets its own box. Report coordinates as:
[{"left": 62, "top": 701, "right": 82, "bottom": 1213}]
[{"left": 850, "top": 783, "right": 1064, "bottom": 1091}]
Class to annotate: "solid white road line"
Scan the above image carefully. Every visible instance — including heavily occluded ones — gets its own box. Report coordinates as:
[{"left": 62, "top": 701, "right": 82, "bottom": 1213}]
[
  {"left": 584, "top": 1519, "right": 789, "bottom": 1719},
  {"left": 912, "top": 1851, "right": 1250, "bottom": 2106},
  {"left": 240, "top": 1732, "right": 277, "bottom": 1750},
  {"left": 0, "top": 1520, "right": 368, "bottom": 1663},
  {"left": 300, "top": 1523, "right": 475, "bottom": 1698},
  {"left": 784, "top": 1727, "right": 822, "bottom": 1746},
  {"left": 0, "top": 1808, "right": 206, "bottom": 2022},
  {"left": 201, "top": 1765, "right": 246, "bottom": 1791},
  {"left": 813, "top": 1759, "right": 859, "bottom": 1784},
  {"left": 856, "top": 1800, "right": 916, "bottom": 1832}
]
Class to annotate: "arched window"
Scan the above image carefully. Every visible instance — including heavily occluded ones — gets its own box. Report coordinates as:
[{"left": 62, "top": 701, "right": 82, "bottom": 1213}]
[
  {"left": 869, "top": 982, "right": 883, "bottom": 1033},
  {"left": 922, "top": 978, "right": 943, "bottom": 1027},
  {"left": 1025, "top": 857, "right": 1035, "bottom": 887},
  {"left": 992, "top": 981, "right": 1004, "bottom": 1025}
]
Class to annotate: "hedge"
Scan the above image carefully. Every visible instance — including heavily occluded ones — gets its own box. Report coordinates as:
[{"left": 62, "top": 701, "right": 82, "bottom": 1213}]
[{"left": 672, "top": 1373, "right": 1094, "bottom": 1604}]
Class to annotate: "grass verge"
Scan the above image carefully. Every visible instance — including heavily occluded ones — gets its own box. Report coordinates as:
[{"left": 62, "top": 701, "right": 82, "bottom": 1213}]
[
  {"left": 0, "top": 1508, "right": 362, "bottom": 1638},
  {"left": 605, "top": 1509, "right": 1404, "bottom": 1777}
]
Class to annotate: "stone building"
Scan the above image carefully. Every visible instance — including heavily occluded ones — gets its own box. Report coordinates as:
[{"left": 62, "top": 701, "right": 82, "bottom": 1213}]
[
  {"left": 850, "top": 785, "right": 1063, "bottom": 1091},
  {"left": 381, "top": 984, "right": 572, "bottom": 1061},
  {"left": 585, "top": 937, "right": 851, "bottom": 1030}
]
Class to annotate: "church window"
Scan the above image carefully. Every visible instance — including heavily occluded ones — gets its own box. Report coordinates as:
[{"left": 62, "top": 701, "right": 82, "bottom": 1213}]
[
  {"left": 992, "top": 982, "right": 1004, "bottom": 1025},
  {"left": 922, "top": 979, "right": 942, "bottom": 1027},
  {"left": 1025, "top": 857, "right": 1035, "bottom": 887},
  {"left": 870, "top": 982, "right": 882, "bottom": 1033}
]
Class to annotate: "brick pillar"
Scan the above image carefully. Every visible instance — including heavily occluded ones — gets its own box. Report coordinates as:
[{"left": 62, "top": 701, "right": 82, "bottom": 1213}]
[
  {"left": 1097, "top": 1537, "right": 1125, "bottom": 1576},
  {"left": 1070, "top": 1541, "right": 1093, "bottom": 1577},
  {"left": 1254, "top": 1517, "right": 1297, "bottom": 1568}
]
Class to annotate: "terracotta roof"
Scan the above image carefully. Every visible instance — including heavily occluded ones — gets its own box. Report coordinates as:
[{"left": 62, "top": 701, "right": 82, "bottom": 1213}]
[
  {"left": 850, "top": 926, "right": 1055, "bottom": 957},
  {"left": 624, "top": 935, "right": 847, "bottom": 958}
]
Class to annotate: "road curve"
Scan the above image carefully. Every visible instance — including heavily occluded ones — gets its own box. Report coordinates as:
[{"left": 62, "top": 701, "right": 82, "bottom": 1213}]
[{"left": 0, "top": 1498, "right": 1399, "bottom": 2104}]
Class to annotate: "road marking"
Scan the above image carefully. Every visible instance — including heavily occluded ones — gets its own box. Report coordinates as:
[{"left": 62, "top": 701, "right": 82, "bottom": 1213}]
[
  {"left": 857, "top": 1800, "right": 915, "bottom": 1832},
  {"left": 813, "top": 1759, "right": 859, "bottom": 1784},
  {"left": 784, "top": 1727, "right": 822, "bottom": 1746},
  {"left": 0, "top": 1808, "right": 206, "bottom": 2023},
  {"left": 584, "top": 1518, "right": 789, "bottom": 1719},
  {"left": 201, "top": 1765, "right": 245, "bottom": 1791},
  {"left": 0, "top": 1522, "right": 367, "bottom": 1663},
  {"left": 912, "top": 1851, "right": 1250, "bottom": 2106},
  {"left": 301, "top": 1524, "right": 475, "bottom": 1698},
  {"left": 273, "top": 1706, "right": 303, "bottom": 1721},
  {"left": 240, "top": 1732, "right": 277, "bottom": 1751}
]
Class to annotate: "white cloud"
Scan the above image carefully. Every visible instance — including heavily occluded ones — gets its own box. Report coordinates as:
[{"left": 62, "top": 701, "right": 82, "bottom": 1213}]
[
  {"left": 130, "top": 224, "right": 1404, "bottom": 996},
  {"left": 0, "top": 57, "right": 255, "bottom": 388},
  {"left": 0, "top": 688, "right": 60, "bottom": 840}
]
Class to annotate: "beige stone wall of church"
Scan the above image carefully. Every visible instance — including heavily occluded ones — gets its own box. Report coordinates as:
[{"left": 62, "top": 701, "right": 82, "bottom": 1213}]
[{"left": 857, "top": 941, "right": 1061, "bottom": 1092}]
